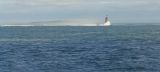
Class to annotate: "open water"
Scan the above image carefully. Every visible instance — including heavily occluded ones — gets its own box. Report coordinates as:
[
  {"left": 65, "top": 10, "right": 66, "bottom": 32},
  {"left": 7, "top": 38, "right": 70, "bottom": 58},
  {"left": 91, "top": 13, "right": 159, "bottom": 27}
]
[{"left": 0, "top": 25, "right": 160, "bottom": 72}]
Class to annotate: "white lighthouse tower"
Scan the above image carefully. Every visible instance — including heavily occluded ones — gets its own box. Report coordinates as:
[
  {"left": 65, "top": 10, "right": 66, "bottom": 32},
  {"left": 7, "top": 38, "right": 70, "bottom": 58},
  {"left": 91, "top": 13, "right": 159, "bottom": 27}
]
[{"left": 104, "top": 16, "right": 111, "bottom": 26}]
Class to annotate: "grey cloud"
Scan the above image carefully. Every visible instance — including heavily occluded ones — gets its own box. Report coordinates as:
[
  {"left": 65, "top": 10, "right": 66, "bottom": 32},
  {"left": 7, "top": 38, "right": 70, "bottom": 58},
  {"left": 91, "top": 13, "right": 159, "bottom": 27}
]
[
  {"left": 1, "top": 0, "right": 160, "bottom": 8},
  {"left": 0, "top": 0, "right": 160, "bottom": 23}
]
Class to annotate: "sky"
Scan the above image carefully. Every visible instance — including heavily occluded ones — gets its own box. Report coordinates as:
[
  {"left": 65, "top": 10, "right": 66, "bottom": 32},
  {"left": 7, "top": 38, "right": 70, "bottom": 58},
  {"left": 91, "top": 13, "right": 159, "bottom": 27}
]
[{"left": 0, "top": 0, "right": 160, "bottom": 24}]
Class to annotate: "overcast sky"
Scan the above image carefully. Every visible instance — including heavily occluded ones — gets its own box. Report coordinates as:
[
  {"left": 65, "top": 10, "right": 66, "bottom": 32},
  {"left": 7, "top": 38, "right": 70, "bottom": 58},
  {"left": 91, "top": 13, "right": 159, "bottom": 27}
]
[{"left": 0, "top": 0, "right": 160, "bottom": 24}]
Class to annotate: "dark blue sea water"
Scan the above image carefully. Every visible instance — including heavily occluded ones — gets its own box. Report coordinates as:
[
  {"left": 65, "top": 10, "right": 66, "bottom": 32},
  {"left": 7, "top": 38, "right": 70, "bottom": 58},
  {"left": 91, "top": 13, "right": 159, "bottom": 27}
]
[{"left": 0, "top": 25, "right": 160, "bottom": 72}]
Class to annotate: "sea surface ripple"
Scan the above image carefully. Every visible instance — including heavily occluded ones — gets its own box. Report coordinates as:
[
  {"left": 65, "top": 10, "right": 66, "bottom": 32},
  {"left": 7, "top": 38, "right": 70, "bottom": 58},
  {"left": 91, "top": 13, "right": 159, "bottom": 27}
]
[{"left": 0, "top": 25, "right": 160, "bottom": 72}]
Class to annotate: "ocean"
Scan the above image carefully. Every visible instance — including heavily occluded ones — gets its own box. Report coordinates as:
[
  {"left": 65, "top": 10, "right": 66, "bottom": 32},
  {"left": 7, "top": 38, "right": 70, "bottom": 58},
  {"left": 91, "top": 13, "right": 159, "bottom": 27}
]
[{"left": 0, "top": 25, "right": 160, "bottom": 72}]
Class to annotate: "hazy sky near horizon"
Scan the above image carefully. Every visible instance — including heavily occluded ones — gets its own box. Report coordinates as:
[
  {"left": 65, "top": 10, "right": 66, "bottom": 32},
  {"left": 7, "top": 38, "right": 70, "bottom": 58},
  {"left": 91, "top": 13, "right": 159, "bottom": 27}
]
[{"left": 0, "top": 0, "right": 160, "bottom": 24}]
